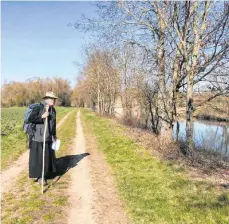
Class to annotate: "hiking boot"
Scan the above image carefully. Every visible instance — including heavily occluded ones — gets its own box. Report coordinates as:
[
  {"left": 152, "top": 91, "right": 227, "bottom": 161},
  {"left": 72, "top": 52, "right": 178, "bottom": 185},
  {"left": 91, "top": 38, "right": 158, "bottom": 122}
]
[{"left": 38, "top": 178, "right": 48, "bottom": 186}]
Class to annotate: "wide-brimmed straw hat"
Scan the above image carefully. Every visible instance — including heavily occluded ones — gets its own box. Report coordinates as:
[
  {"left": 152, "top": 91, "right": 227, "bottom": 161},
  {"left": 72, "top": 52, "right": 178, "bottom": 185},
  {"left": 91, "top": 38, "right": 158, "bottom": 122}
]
[{"left": 42, "top": 91, "right": 58, "bottom": 99}]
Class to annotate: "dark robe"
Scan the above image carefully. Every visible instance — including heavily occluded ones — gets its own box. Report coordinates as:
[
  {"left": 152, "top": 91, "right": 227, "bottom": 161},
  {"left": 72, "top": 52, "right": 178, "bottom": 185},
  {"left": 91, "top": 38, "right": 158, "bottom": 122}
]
[{"left": 28, "top": 102, "right": 57, "bottom": 178}]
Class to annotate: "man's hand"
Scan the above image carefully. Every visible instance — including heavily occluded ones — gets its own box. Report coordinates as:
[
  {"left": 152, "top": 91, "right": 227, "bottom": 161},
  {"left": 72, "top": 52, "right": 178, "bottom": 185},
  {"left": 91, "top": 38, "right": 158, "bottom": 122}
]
[{"left": 42, "top": 111, "right": 49, "bottom": 119}]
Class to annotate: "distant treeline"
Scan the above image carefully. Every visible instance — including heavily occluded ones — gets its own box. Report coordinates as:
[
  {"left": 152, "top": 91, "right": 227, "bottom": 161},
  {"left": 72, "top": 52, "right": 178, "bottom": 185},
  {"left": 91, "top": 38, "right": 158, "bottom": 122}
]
[{"left": 1, "top": 78, "right": 72, "bottom": 107}]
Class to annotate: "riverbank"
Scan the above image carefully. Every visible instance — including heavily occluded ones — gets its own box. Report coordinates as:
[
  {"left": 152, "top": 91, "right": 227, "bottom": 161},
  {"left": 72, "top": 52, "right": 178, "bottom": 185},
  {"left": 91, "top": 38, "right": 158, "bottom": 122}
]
[
  {"left": 116, "top": 118, "right": 229, "bottom": 185},
  {"left": 81, "top": 109, "right": 229, "bottom": 223},
  {"left": 177, "top": 107, "right": 229, "bottom": 122},
  {"left": 98, "top": 109, "right": 229, "bottom": 186},
  {"left": 177, "top": 94, "right": 229, "bottom": 122}
]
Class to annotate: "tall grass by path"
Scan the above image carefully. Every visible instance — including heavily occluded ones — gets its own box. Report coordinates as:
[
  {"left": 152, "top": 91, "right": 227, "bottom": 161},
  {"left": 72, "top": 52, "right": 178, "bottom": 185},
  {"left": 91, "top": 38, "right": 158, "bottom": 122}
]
[
  {"left": 2, "top": 109, "right": 77, "bottom": 224},
  {"left": 81, "top": 109, "right": 229, "bottom": 224},
  {"left": 1, "top": 106, "right": 73, "bottom": 170}
]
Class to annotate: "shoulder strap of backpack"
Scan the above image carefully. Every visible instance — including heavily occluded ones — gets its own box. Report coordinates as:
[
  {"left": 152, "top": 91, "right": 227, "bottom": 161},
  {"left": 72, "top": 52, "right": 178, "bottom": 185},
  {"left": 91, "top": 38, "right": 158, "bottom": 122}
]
[{"left": 38, "top": 103, "right": 45, "bottom": 117}]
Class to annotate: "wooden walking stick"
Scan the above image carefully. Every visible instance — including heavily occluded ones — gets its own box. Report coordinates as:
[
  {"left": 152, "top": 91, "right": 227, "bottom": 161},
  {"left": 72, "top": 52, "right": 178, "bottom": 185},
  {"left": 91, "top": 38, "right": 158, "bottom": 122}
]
[{"left": 42, "top": 105, "right": 49, "bottom": 194}]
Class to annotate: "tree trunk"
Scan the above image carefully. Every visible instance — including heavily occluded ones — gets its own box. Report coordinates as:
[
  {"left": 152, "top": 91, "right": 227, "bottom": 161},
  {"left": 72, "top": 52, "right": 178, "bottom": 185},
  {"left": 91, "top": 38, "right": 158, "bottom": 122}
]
[
  {"left": 156, "top": 1, "right": 172, "bottom": 139},
  {"left": 186, "top": 73, "right": 194, "bottom": 157},
  {"left": 97, "top": 83, "right": 100, "bottom": 113},
  {"left": 176, "top": 121, "right": 180, "bottom": 142},
  {"left": 185, "top": 1, "right": 210, "bottom": 158}
]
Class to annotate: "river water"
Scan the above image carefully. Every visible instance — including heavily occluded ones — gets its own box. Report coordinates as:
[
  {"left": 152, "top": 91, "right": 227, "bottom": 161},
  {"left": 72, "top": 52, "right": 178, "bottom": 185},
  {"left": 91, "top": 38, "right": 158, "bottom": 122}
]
[{"left": 173, "top": 120, "right": 229, "bottom": 157}]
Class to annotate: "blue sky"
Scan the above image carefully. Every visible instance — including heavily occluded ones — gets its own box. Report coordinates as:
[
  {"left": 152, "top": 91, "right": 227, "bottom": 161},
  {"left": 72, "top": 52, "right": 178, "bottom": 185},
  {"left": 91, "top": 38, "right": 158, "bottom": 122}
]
[{"left": 1, "top": 1, "right": 97, "bottom": 87}]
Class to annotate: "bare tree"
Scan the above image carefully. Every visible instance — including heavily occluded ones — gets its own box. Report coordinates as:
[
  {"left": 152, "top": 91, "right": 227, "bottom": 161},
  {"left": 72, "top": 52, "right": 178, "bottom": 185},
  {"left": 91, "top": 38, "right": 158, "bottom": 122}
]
[
  {"left": 72, "top": 1, "right": 229, "bottom": 157},
  {"left": 72, "top": 47, "right": 121, "bottom": 115},
  {"left": 1, "top": 78, "right": 72, "bottom": 107},
  {"left": 166, "top": 1, "right": 229, "bottom": 156}
]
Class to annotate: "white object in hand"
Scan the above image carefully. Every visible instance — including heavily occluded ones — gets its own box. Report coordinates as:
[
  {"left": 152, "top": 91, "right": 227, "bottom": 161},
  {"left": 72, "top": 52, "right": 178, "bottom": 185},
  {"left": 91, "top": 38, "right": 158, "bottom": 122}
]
[{"left": 52, "top": 139, "right": 61, "bottom": 151}]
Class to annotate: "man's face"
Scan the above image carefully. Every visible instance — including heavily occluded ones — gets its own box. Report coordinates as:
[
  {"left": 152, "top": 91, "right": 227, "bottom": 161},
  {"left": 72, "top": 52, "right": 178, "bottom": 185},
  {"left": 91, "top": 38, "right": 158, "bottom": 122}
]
[{"left": 46, "top": 98, "right": 56, "bottom": 106}]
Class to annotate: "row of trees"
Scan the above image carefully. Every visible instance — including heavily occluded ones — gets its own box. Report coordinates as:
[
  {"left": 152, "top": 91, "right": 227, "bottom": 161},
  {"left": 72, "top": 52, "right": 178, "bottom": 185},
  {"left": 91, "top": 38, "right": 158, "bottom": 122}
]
[
  {"left": 2, "top": 77, "right": 72, "bottom": 107},
  {"left": 71, "top": 49, "right": 120, "bottom": 114},
  {"left": 71, "top": 1, "right": 229, "bottom": 156}
]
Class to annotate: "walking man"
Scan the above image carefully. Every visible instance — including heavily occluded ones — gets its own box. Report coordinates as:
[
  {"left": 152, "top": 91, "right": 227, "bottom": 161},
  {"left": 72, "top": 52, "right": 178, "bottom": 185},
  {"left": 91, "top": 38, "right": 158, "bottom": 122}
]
[{"left": 28, "top": 92, "right": 58, "bottom": 185}]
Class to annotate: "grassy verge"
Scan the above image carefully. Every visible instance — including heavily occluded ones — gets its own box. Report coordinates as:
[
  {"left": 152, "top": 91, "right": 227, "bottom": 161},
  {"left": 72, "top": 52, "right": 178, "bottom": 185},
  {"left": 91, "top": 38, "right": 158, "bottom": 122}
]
[
  {"left": 2, "top": 109, "right": 77, "bottom": 224},
  {"left": 1, "top": 107, "right": 73, "bottom": 170},
  {"left": 55, "top": 106, "right": 73, "bottom": 123},
  {"left": 81, "top": 109, "right": 229, "bottom": 224}
]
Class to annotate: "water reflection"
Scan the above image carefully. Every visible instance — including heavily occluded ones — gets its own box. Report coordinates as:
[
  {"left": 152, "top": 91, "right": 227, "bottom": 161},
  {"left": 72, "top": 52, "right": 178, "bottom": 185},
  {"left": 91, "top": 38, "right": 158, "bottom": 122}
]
[{"left": 173, "top": 120, "right": 229, "bottom": 157}]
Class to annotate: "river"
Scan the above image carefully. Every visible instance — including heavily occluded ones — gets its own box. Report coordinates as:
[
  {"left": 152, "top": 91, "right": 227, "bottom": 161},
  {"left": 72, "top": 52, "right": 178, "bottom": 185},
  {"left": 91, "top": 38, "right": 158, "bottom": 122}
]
[{"left": 173, "top": 120, "right": 229, "bottom": 157}]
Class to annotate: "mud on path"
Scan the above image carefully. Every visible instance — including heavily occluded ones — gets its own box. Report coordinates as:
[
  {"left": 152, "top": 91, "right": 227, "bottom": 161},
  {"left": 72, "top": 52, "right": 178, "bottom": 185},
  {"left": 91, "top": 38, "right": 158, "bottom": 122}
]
[
  {"left": 67, "top": 111, "right": 131, "bottom": 224},
  {"left": 1, "top": 112, "right": 71, "bottom": 194}
]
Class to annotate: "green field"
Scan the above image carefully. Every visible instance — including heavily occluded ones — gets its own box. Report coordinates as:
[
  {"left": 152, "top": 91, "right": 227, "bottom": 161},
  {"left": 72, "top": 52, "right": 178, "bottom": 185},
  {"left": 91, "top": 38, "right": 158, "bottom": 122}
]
[{"left": 1, "top": 106, "right": 73, "bottom": 170}]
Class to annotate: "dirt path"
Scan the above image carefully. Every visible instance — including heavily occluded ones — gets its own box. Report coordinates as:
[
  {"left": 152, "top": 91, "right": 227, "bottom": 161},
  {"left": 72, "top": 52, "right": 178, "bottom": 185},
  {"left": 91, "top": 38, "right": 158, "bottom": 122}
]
[
  {"left": 68, "top": 111, "right": 95, "bottom": 224},
  {"left": 67, "top": 111, "right": 131, "bottom": 224},
  {"left": 1, "top": 112, "right": 71, "bottom": 194}
]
